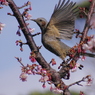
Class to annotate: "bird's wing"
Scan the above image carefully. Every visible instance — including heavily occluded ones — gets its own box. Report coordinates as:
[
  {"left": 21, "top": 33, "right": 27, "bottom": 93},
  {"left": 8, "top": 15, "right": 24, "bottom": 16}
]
[{"left": 47, "top": 0, "right": 78, "bottom": 40}]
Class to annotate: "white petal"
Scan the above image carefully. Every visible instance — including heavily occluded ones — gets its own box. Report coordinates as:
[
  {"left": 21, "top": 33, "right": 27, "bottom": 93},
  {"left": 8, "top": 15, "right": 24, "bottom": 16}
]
[
  {"left": 0, "top": 23, "right": 5, "bottom": 27},
  {"left": 82, "top": 44, "right": 89, "bottom": 50}
]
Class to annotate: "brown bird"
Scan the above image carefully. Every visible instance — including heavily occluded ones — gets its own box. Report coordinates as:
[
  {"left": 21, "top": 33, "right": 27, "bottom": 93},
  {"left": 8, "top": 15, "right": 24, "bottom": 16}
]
[{"left": 32, "top": 0, "right": 78, "bottom": 60}]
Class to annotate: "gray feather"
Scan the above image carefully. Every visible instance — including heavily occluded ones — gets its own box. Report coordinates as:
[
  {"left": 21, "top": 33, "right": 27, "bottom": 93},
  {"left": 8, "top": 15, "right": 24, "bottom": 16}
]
[{"left": 48, "top": 0, "right": 78, "bottom": 40}]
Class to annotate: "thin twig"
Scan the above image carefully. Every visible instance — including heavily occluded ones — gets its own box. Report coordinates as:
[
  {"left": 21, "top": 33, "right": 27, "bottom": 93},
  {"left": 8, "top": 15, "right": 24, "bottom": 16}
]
[
  {"left": 18, "top": 1, "right": 31, "bottom": 9},
  {"left": 32, "top": 32, "right": 41, "bottom": 37},
  {"left": 68, "top": 75, "right": 90, "bottom": 88},
  {"left": 15, "top": 57, "right": 25, "bottom": 67}
]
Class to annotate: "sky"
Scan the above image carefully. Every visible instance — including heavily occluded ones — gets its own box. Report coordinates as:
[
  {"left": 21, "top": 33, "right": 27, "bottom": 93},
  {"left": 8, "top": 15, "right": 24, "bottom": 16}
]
[{"left": 0, "top": 0, "right": 95, "bottom": 95}]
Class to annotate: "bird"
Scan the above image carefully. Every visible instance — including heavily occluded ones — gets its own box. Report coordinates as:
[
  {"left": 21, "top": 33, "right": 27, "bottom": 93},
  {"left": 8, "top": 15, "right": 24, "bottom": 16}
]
[{"left": 31, "top": 0, "right": 78, "bottom": 60}]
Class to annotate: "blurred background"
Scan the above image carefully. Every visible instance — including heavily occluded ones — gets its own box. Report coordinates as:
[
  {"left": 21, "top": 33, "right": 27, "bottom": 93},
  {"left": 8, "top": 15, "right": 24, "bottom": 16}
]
[{"left": 0, "top": 0, "right": 95, "bottom": 95}]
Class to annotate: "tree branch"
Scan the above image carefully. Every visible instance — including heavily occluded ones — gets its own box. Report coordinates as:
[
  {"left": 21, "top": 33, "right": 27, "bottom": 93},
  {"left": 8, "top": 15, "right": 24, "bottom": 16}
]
[
  {"left": 80, "top": 0, "right": 95, "bottom": 42},
  {"left": 6, "top": 0, "right": 71, "bottom": 95}
]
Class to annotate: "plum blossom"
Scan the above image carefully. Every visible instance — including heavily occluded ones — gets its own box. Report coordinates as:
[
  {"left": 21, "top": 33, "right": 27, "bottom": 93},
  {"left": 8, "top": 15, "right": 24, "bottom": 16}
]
[
  {"left": 24, "top": 12, "right": 32, "bottom": 20},
  {"left": 29, "top": 56, "right": 36, "bottom": 63},
  {"left": 50, "top": 58, "right": 56, "bottom": 66},
  {"left": 41, "top": 69, "right": 47, "bottom": 75},
  {"left": 39, "top": 76, "right": 49, "bottom": 83},
  {"left": 16, "top": 29, "right": 21, "bottom": 36},
  {"left": 26, "top": 70, "right": 32, "bottom": 75},
  {"left": 36, "top": 65, "right": 42, "bottom": 73},
  {"left": 28, "top": 28, "right": 35, "bottom": 33},
  {"left": 71, "top": 63, "right": 82, "bottom": 72},
  {"left": 19, "top": 72, "right": 27, "bottom": 81},
  {"left": 50, "top": 86, "right": 63, "bottom": 94},
  {"left": 86, "top": 75, "right": 93, "bottom": 86},
  {"left": 42, "top": 83, "right": 46, "bottom": 88},
  {"left": 82, "top": 37, "right": 95, "bottom": 52},
  {"left": 0, "top": 0, "right": 8, "bottom": 6},
  {"left": 79, "top": 91, "right": 85, "bottom": 95},
  {"left": 0, "top": 22, "right": 5, "bottom": 32},
  {"left": 29, "top": 51, "right": 36, "bottom": 63},
  {"left": 83, "top": 75, "right": 93, "bottom": 86},
  {"left": 78, "top": 55, "right": 86, "bottom": 61}
]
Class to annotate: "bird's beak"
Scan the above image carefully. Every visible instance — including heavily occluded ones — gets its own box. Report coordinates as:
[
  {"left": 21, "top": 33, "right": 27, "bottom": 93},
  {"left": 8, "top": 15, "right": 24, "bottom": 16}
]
[{"left": 31, "top": 19, "right": 36, "bottom": 22}]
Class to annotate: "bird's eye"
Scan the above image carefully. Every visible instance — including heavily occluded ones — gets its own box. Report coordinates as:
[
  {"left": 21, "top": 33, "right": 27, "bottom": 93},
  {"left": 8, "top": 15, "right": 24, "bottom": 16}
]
[{"left": 39, "top": 19, "right": 42, "bottom": 22}]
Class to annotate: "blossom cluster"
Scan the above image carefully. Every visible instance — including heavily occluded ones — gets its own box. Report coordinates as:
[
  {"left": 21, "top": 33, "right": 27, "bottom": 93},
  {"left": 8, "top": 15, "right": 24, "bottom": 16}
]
[
  {"left": 15, "top": 1, "right": 35, "bottom": 36},
  {"left": 82, "top": 37, "right": 95, "bottom": 53},
  {"left": 19, "top": 63, "right": 65, "bottom": 94},
  {"left": 79, "top": 7, "right": 87, "bottom": 18},
  {"left": 69, "top": 42, "right": 85, "bottom": 59},
  {"left": 0, "top": 0, "right": 8, "bottom": 6},
  {"left": 67, "top": 59, "right": 83, "bottom": 73},
  {"left": 19, "top": 64, "right": 52, "bottom": 88},
  {"left": 68, "top": 36, "right": 95, "bottom": 73},
  {"left": 84, "top": 75, "right": 93, "bottom": 86},
  {"left": 20, "top": 64, "right": 42, "bottom": 81},
  {"left": 22, "top": 1, "right": 32, "bottom": 20}
]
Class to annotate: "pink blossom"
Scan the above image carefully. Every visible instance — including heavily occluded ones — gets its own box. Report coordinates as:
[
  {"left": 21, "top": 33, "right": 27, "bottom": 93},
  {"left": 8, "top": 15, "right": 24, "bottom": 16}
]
[
  {"left": 19, "top": 72, "right": 27, "bottom": 81},
  {"left": 84, "top": 75, "right": 93, "bottom": 86},
  {"left": 29, "top": 56, "right": 36, "bottom": 63},
  {"left": 16, "top": 29, "right": 21, "bottom": 36},
  {"left": 71, "top": 63, "right": 81, "bottom": 72},
  {"left": 51, "top": 58, "right": 56, "bottom": 66},
  {"left": 86, "top": 77, "right": 93, "bottom": 86},
  {"left": 0, "top": 22, "right": 5, "bottom": 32},
  {"left": 0, "top": 0, "right": 8, "bottom": 6},
  {"left": 71, "top": 66, "right": 77, "bottom": 72},
  {"left": 50, "top": 86, "right": 53, "bottom": 91},
  {"left": 26, "top": 70, "right": 32, "bottom": 75},
  {"left": 37, "top": 65, "right": 42, "bottom": 70},
  {"left": 15, "top": 40, "right": 19, "bottom": 45},
  {"left": 37, "top": 65, "right": 42, "bottom": 73},
  {"left": 42, "top": 83, "right": 46, "bottom": 88},
  {"left": 39, "top": 76, "right": 49, "bottom": 83},
  {"left": 31, "top": 70, "right": 36, "bottom": 75},
  {"left": 50, "top": 86, "right": 63, "bottom": 94},
  {"left": 79, "top": 91, "right": 85, "bottom": 95},
  {"left": 81, "top": 56, "right": 86, "bottom": 61},
  {"left": 41, "top": 69, "right": 47, "bottom": 75},
  {"left": 28, "top": 28, "right": 35, "bottom": 33},
  {"left": 82, "top": 37, "right": 95, "bottom": 52},
  {"left": 24, "top": 13, "right": 32, "bottom": 20},
  {"left": 20, "top": 47, "right": 23, "bottom": 51}
]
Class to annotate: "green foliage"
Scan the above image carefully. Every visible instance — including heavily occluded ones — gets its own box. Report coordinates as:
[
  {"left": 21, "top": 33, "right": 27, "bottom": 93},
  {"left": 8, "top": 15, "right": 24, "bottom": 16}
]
[
  {"left": 28, "top": 91, "right": 60, "bottom": 95},
  {"left": 28, "top": 91, "right": 79, "bottom": 95},
  {"left": 77, "top": 1, "right": 90, "bottom": 8},
  {"left": 71, "top": 91, "right": 79, "bottom": 95}
]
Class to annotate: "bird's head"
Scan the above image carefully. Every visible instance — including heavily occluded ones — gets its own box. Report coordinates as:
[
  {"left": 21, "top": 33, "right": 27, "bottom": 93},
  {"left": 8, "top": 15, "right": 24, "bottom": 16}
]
[{"left": 31, "top": 17, "right": 48, "bottom": 31}]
